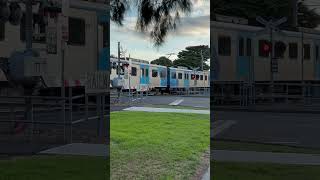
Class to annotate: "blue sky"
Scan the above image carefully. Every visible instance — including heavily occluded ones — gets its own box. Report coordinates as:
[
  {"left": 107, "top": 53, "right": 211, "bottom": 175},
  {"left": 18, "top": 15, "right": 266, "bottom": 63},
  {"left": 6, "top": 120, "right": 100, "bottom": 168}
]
[{"left": 110, "top": 0, "right": 210, "bottom": 62}]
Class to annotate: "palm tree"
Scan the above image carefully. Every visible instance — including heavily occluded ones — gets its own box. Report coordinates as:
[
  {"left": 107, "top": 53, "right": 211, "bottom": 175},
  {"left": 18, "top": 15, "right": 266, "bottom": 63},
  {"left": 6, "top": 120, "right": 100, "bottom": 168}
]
[{"left": 110, "top": 0, "right": 192, "bottom": 46}]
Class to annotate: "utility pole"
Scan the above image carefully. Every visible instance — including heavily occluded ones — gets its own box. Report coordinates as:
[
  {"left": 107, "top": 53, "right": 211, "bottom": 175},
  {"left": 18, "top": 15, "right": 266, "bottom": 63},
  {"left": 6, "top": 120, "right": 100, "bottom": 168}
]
[
  {"left": 25, "top": 0, "right": 33, "bottom": 52},
  {"left": 201, "top": 50, "right": 204, "bottom": 71},
  {"left": 117, "top": 42, "right": 121, "bottom": 79},
  {"left": 292, "top": 0, "right": 298, "bottom": 28}
]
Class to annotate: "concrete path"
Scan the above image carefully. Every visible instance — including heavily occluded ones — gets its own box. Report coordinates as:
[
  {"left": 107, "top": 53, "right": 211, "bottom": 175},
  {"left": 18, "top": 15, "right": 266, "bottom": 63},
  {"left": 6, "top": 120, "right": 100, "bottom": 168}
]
[
  {"left": 40, "top": 143, "right": 108, "bottom": 157},
  {"left": 123, "top": 106, "right": 210, "bottom": 114},
  {"left": 201, "top": 167, "right": 210, "bottom": 180},
  {"left": 212, "top": 150, "right": 320, "bottom": 165}
]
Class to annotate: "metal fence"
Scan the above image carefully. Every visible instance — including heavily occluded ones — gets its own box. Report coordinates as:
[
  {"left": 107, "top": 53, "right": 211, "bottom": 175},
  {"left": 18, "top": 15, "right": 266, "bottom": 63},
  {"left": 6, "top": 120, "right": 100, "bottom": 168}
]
[
  {"left": 0, "top": 90, "right": 108, "bottom": 154},
  {"left": 212, "top": 81, "right": 320, "bottom": 111}
]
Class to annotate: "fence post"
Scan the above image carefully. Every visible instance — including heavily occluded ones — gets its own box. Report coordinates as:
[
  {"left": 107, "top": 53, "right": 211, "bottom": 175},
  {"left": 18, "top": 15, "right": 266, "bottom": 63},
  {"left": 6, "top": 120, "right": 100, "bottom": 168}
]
[
  {"left": 96, "top": 94, "right": 101, "bottom": 136},
  {"left": 25, "top": 97, "right": 33, "bottom": 143},
  {"left": 69, "top": 87, "right": 73, "bottom": 143}
]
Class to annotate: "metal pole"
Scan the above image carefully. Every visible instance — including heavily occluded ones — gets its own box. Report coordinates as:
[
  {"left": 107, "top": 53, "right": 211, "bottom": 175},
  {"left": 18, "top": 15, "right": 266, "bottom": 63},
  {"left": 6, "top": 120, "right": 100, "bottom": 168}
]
[
  {"left": 25, "top": 0, "right": 33, "bottom": 51},
  {"left": 301, "top": 29, "right": 305, "bottom": 102},
  {"left": 61, "top": 43, "right": 66, "bottom": 142},
  {"left": 117, "top": 42, "right": 121, "bottom": 100},
  {"left": 69, "top": 87, "right": 72, "bottom": 142},
  {"left": 292, "top": 0, "right": 298, "bottom": 28},
  {"left": 270, "top": 28, "right": 274, "bottom": 102},
  {"left": 201, "top": 50, "right": 204, "bottom": 71}
]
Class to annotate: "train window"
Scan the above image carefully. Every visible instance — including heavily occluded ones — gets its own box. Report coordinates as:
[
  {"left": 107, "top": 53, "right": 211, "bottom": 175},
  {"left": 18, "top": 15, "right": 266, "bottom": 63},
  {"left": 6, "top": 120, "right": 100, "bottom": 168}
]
[
  {"left": 152, "top": 70, "right": 158, "bottom": 77},
  {"left": 246, "top": 38, "right": 252, "bottom": 56},
  {"left": 196, "top": 75, "right": 199, "bottom": 80},
  {"left": 103, "top": 22, "right": 109, "bottom": 48},
  {"left": 160, "top": 70, "right": 166, "bottom": 78},
  {"left": 184, "top": 73, "right": 189, "bottom": 80},
  {"left": 68, "top": 17, "right": 86, "bottom": 46},
  {"left": 0, "top": 22, "right": 4, "bottom": 41},
  {"left": 20, "top": 13, "right": 46, "bottom": 43},
  {"left": 205, "top": 75, "right": 208, "bottom": 81},
  {"left": 200, "top": 75, "right": 203, "bottom": 80},
  {"left": 191, "top": 74, "right": 195, "bottom": 80},
  {"left": 146, "top": 69, "right": 149, "bottom": 77},
  {"left": 131, "top": 67, "right": 137, "bottom": 76},
  {"left": 171, "top": 72, "right": 176, "bottom": 79},
  {"left": 304, "top": 44, "right": 311, "bottom": 60},
  {"left": 259, "top": 40, "right": 270, "bottom": 57},
  {"left": 178, "top": 73, "right": 183, "bottom": 79},
  {"left": 141, "top": 68, "right": 145, "bottom": 76},
  {"left": 289, "top": 43, "right": 298, "bottom": 59},
  {"left": 218, "top": 36, "right": 231, "bottom": 56},
  {"left": 239, "top": 37, "right": 244, "bottom": 56}
]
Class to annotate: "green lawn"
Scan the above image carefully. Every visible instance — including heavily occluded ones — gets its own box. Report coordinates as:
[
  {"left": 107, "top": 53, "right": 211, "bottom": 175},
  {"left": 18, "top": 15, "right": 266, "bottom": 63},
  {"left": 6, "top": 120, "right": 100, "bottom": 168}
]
[
  {"left": 110, "top": 111, "right": 210, "bottom": 180},
  {"left": 0, "top": 155, "right": 107, "bottom": 180},
  {"left": 214, "top": 140, "right": 320, "bottom": 154},
  {"left": 212, "top": 161, "right": 320, "bottom": 180}
]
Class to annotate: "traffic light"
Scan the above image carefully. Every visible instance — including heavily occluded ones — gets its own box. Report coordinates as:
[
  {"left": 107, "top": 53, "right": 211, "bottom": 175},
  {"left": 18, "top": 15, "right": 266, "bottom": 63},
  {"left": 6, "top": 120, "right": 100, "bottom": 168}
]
[{"left": 259, "top": 40, "right": 272, "bottom": 57}]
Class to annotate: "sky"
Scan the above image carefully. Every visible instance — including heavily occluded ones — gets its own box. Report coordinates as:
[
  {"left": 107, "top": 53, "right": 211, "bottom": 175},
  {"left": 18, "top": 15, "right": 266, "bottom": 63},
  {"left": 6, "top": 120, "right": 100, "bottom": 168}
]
[{"left": 110, "top": 0, "right": 210, "bottom": 62}]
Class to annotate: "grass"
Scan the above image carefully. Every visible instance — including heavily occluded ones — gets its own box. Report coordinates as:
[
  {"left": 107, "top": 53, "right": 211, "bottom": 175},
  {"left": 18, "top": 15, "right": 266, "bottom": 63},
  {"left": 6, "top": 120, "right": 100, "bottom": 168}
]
[
  {"left": 0, "top": 155, "right": 107, "bottom": 180},
  {"left": 212, "top": 161, "right": 320, "bottom": 180},
  {"left": 213, "top": 140, "right": 320, "bottom": 154},
  {"left": 110, "top": 111, "right": 210, "bottom": 180}
]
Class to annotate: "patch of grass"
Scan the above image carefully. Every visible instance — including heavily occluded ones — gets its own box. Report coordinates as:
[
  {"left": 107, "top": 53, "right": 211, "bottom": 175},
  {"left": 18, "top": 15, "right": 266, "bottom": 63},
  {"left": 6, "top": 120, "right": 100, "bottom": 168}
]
[
  {"left": 213, "top": 140, "right": 320, "bottom": 154},
  {"left": 0, "top": 155, "right": 107, "bottom": 180},
  {"left": 111, "top": 111, "right": 210, "bottom": 180},
  {"left": 212, "top": 161, "right": 320, "bottom": 180}
]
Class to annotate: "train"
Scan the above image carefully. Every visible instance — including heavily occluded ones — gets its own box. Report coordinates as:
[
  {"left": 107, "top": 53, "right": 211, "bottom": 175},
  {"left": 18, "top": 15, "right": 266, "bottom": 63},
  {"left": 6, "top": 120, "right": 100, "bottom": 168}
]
[
  {"left": 211, "top": 15, "right": 320, "bottom": 82},
  {"left": 0, "top": 0, "right": 110, "bottom": 96},
  {"left": 110, "top": 57, "right": 210, "bottom": 93}
]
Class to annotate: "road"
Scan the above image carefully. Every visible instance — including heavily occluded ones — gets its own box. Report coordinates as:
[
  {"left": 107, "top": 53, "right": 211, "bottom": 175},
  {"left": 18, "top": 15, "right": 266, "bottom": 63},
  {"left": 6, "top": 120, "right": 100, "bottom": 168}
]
[
  {"left": 116, "top": 95, "right": 210, "bottom": 109},
  {"left": 213, "top": 111, "right": 320, "bottom": 149}
]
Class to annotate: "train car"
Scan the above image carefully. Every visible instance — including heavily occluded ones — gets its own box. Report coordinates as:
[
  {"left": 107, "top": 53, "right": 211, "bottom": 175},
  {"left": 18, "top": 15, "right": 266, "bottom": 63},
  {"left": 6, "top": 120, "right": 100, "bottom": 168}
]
[
  {"left": 211, "top": 16, "right": 320, "bottom": 82},
  {"left": 149, "top": 63, "right": 167, "bottom": 92},
  {"left": 110, "top": 57, "right": 209, "bottom": 93},
  {"left": 0, "top": 0, "right": 109, "bottom": 95}
]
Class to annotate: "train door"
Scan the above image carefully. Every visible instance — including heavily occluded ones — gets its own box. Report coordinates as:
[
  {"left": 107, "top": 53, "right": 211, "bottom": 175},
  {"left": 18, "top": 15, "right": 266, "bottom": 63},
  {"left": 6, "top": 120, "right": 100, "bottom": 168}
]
[
  {"left": 236, "top": 34, "right": 252, "bottom": 81},
  {"left": 139, "top": 64, "right": 150, "bottom": 90},
  {"left": 184, "top": 71, "right": 190, "bottom": 88},
  {"left": 169, "top": 68, "right": 177, "bottom": 88},
  {"left": 159, "top": 67, "right": 167, "bottom": 88}
]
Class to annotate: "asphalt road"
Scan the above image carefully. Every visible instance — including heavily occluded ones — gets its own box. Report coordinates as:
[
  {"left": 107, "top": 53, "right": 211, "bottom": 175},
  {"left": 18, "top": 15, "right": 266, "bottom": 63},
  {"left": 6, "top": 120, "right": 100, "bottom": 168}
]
[
  {"left": 117, "top": 95, "right": 210, "bottom": 109},
  {"left": 213, "top": 111, "right": 320, "bottom": 149}
]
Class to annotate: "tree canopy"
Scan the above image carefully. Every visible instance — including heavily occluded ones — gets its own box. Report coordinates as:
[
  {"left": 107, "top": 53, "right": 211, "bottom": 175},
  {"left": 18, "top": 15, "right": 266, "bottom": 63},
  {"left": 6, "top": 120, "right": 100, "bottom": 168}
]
[
  {"left": 212, "top": 0, "right": 320, "bottom": 29},
  {"left": 111, "top": 0, "right": 192, "bottom": 46},
  {"left": 173, "top": 45, "right": 210, "bottom": 70},
  {"left": 151, "top": 56, "right": 173, "bottom": 67}
]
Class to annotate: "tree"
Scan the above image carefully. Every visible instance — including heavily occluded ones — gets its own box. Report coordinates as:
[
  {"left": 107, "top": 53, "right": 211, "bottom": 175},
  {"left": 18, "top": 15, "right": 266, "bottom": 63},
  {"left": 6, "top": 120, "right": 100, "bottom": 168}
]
[
  {"left": 110, "top": 0, "right": 192, "bottom": 46},
  {"left": 151, "top": 56, "right": 173, "bottom": 67},
  {"left": 212, "top": 0, "right": 320, "bottom": 29},
  {"left": 173, "top": 45, "right": 210, "bottom": 70}
]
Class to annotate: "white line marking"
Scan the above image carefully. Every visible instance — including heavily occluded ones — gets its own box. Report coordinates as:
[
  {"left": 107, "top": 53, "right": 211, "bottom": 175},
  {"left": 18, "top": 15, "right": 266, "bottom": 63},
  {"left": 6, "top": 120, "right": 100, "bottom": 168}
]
[
  {"left": 123, "top": 107, "right": 209, "bottom": 114},
  {"left": 211, "top": 120, "right": 237, "bottom": 138},
  {"left": 169, "top": 99, "right": 184, "bottom": 106},
  {"left": 72, "top": 115, "right": 108, "bottom": 124}
]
